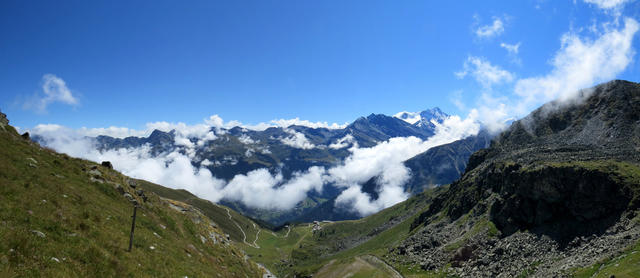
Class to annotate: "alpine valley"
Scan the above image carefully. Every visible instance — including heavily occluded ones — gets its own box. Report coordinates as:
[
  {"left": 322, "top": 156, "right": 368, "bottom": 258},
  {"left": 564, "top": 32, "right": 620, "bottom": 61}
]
[
  {"left": 38, "top": 107, "right": 490, "bottom": 226},
  {"left": 3, "top": 80, "right": 640, "bottom": 277}
]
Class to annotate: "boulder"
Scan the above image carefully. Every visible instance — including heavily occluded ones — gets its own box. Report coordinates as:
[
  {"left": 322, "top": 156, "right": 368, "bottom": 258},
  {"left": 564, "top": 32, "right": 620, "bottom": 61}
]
[
  {"left": 101, "top": 161, "right": 113, "bottom": 169},
  {"left": 21, "top": 132, "right": 30, "bottom": 140},
  {"left": 123, "top": 193, "right": 134, "bottom": 201},
  {"left": 128, "top": 179, "right": 137, "bottom": 188},
  {"left": 451, "top": 245, "right": 476, "bottom": 267}
]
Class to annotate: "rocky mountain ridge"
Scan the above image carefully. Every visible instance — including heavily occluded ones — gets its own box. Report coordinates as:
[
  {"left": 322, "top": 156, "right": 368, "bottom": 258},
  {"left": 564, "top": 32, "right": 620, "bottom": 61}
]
[{"left": 395, "top": 80, "right": 640, "bottom": 277}]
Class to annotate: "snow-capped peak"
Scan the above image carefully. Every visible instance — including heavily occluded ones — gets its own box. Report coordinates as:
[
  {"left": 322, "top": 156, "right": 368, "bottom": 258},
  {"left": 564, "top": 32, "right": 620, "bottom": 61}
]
[
  {"left": 394, "top": 108, "right": 449, "bottom": 126},
  {"left": 393, "top": 111, "right": 422, "bottom": 124}
]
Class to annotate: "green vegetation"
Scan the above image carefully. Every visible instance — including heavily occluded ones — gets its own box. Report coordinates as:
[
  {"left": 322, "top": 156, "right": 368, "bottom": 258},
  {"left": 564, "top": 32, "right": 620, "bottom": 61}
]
[
  {"left": 240, "top": 187, "right": 445, "bottom": 277},
  {"left": 0, "top": 124, "right": 262, "bottom": 277},
  {"left": 571, "top": 239, "right": 640, "bottom": 278},
  {"left": 136, "top": 179, "right": 262, "bottom": 243}
]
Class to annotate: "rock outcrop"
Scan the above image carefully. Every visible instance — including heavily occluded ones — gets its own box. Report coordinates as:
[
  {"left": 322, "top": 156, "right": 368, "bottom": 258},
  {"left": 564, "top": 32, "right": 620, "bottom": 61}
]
[{"left": 396, "top": 80, "right": 640, "bottom": 277}]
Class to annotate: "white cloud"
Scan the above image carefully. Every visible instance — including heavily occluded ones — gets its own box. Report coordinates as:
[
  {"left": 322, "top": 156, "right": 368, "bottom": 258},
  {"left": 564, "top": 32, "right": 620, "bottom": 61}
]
[
  {"left": 270, "top": 118, "right": 348, "bottom": 129},
  {"left": 280, "top": 128, "right": 316, "bottom": 149},
  {"left": 238, "top": 134, "right": 257, "bottom": 144},
  {"left": 501, "top": 42, "right": 523, "bottom": 65},
  {"left": 456, "top": 56, "right": 515, "bottom": 88},
  {"left": 476, "top": 17, "right": 505, "bottom": 38},
  {"left": 455, "top": 16, "right": 638, "bottom": 136},
  {"left": 514, "top": 17, "right": 639, "bottom": 111},
  {"left": 30, "top": 124, "right": 327, "bottom": 211},
  {"left": 393, "top": 111, "right": 422, "bottom": 124},
  {"left": 329, "top": 134, "right": 355, "bottom": 149},
  {"left": 222, "top": 167, "right": 325, "bottom": 210},
  {"left": 500, "top": 42, "right": 521, "bottom": 54},
  {"left": 76, "top": 126, "right": 147, "bottom": 138},
  {"left": 204, "top": 115, "right": 242, "bottom": 129},
  {"left": 330, "top": 112, "right": 481, "bottom": 216},
  {"left": 29, "top": 124, "right": 227, "bottom": 202},
  {"left": 23, "top": 74, "right": 79, "bottom": 113},
  {"left": 30, "top": 111, "right": 481, "bottom": 216},
  {"left": 243, "top": 118, "right": 348, "bottom": 131},
  {"left": 583, "top": 0, "right": 631, "bottom": 10}
]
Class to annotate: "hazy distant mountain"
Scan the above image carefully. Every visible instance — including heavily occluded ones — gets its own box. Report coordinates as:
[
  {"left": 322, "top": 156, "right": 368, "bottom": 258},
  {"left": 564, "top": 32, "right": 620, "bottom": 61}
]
[{"left": 57, "top": 107, "right": 475, "bottom": 225}]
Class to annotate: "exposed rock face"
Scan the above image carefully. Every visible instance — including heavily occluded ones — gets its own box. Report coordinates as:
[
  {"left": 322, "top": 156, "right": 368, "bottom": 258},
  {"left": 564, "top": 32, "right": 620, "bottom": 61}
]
[
  {"left": 397, "top": 80, "right": 640, "bottom": 277},
  {"left": 101, "top": 161, "right": 113, "bottom": 169},
  {"left": 0, "top": 110, "right": 8, "bottom": 125},
  {"left": 488, "top": 164, "right": 634, "bottom": 241},
  {"left": 128, "top": 179, "right": 137, "bottom": 188},
  {"left": 0, "top": 110, "right": 8, "bottom": 131}
]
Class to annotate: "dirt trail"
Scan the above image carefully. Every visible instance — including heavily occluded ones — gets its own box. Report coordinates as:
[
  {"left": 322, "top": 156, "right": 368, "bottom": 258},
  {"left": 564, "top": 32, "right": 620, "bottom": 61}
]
[
  {"left": 313, "top": 255, "right": 404, "bottom": 278},
  {"left": 271, "top": 225, "right": 291, "bottom": 238},
  {"left": 219, "top": 205, "right": 262, "bottom": 248}
]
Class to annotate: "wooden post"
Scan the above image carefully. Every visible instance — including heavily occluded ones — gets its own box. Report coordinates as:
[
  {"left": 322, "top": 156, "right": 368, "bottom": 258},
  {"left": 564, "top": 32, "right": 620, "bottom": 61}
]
[{"left": 128, "top": 205, "right": 138, "bottom": 252}]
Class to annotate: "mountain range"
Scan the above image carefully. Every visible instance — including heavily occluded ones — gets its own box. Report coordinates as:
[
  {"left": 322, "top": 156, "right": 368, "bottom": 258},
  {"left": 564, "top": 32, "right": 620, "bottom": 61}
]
[
  {"left": 4, "top": 80, "right": 640, "bottom": 277},
  {"left": 51, "top": 106, "right": 490, "bottom": 226}
]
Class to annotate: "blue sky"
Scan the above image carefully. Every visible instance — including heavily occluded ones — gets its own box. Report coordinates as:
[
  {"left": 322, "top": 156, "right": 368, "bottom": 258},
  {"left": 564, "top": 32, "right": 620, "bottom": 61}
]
[{"left": 1, "top": 0, "right": 639, "bottom": 131}]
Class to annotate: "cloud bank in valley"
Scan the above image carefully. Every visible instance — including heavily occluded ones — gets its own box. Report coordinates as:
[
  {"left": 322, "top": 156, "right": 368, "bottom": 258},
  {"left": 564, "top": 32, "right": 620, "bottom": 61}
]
[
  {"left": 29, "top": 109, "right": 481, "bottom": 216},
  {"left": 330, "top": 112, "right": 481, "bottom": 215}
]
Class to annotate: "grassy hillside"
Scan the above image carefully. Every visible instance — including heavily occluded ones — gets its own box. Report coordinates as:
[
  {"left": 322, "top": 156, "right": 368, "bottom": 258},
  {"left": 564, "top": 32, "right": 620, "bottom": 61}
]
[
  {"left": 136, "top": 179, "right": 264, "bottom": 244},
  {"left": 241, "top": 186, "right": 446, "bottom": 277},
  {"left": 0, "top": 120, "right": 263, "bottom": 277}
]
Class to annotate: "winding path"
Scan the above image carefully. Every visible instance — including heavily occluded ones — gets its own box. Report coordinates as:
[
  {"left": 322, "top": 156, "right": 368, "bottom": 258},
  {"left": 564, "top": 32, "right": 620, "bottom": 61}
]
[
  {"left": 218, "top": 205, "right": 262, "bottom": 248},
  {"left": 253, "top": 229, "right": 261, "bottom": 248},
  {"left": 270, "top": 225, "right": 291, "bottom": 238}
]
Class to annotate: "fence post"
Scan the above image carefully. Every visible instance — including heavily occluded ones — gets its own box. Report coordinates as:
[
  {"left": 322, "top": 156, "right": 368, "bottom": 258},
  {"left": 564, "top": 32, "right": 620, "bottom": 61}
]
[{"left": 128, "top": 205, "right": 138, "bottom": 252}]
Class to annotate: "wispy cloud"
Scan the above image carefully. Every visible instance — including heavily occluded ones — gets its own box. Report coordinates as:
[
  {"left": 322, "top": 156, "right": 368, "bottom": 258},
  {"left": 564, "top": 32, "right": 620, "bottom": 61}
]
[
  {"left": 329, "top": 134, "right": 355, "bottom": 149},
  {"left": 455, "top": 56, "right": 515, "bottom": 88},
  {"left": 23, "top": 74, "right": 79, "bottom": 113},
  {"left": 459, "top": 16, "right": 639, "bottom": 134},
  {"left": 475, "top": 17, "right": 505, "bottom": 38},
  {"left": 501, "top": 42, "right": 522, "bottom": 65},
  {"left": 514, "top": 17, "right": 639, "bottom": 111},
  {"left": 500, "top": 42, "right": 521, "bottom": 55},
  {"left": 583, "top": 0, "right": 631, "bottom": 10}
]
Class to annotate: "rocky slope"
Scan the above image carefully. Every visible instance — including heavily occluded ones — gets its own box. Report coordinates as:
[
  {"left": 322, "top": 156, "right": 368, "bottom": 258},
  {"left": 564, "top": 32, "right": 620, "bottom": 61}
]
[{"left": 395, "top": 80, "right": 640, "bottom": 277}]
